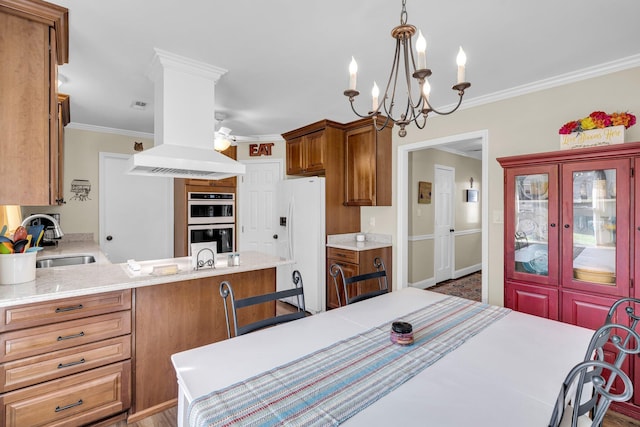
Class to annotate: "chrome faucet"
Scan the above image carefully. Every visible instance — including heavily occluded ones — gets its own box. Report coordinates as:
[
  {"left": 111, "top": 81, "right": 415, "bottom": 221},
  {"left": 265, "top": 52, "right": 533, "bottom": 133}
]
[{"left": 21, "top": 214, "right": 64, "bottom": 239}]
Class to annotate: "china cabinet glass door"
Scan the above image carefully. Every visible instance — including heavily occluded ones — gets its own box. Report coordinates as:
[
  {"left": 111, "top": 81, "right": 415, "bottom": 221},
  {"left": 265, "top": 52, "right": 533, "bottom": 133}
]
[
  {"left": 505, "top": 165, "right": 559, "bottom": 286},
  {"left": 561, "top": 159, "right": 630, "bottom": 296}
]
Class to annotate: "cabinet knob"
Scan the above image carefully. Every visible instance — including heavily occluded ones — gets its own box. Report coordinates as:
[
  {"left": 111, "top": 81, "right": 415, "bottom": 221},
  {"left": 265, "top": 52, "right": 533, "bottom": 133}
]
[
  {"left": 564, "top": 224, "right": 570, "bottom": 229},
  {"left": 550, "top": 223, "right": 556, "bottom": 228},
  {"left": 273, "top": 234, "right": 278, "bottom": 239},
  {"left": 106, "top": 235, "right": 113, "bottom": 241}
]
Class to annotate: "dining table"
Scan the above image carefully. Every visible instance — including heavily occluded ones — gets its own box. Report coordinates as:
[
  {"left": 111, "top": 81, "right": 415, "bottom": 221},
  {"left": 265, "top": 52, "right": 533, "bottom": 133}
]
[{"left": 171, "top": 288, "right": 594, "bottom": 427}]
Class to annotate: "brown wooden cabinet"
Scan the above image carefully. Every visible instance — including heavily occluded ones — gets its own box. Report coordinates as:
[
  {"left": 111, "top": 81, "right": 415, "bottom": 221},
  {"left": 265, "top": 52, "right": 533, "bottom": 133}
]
[
  {"left": 344, "top": 118, "right": 392, "bottom": 206},
  {"left": 1, "top": 361, "right": 130, "bottom": 427},
  {"left": 498, "top": 142, "right": 640, "bottom": 418},
  {"left": 282, "top": 120, "right": 360, "bottom": 236},
  {"left": 0, "top": 290, "right": 132, "bottom": 426},
  {"left": 285, "top": 130, "right": 326, "bottom": 175},
  {"left": 326, "top": 246, "right": 392, "bottom": 310},
  {"left": 131, "top": 268, "right": 275, "bottom": 422},
  {"left": 0, "top": 0, "right": 68, "bottom": 206}
]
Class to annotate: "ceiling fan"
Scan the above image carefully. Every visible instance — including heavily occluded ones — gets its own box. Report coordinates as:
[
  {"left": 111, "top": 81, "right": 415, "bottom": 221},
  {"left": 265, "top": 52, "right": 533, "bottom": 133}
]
[{"left": 214, "top": 113, "right": 258, "bottom": 151}]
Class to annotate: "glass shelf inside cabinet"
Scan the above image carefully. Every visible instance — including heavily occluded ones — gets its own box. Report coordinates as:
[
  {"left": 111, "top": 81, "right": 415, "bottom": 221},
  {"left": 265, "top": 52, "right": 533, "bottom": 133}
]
[
  {"left": 572, "top": 169, "right": 616, "bottom": 285},
  {"left": 514, "top": 173, "right": 549, "bottom": 276}
]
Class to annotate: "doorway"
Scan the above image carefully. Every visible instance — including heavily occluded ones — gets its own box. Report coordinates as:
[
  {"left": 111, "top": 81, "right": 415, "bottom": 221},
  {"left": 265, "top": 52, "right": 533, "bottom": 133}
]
[
  {"left": 237, "top": 159, "right": 283, "bottom": 255},
  {"left": 397, "top": 130, "right": 489, "bottom": 302},
  {"left": 434, "top": 165, "right": 455, "bottom": 283},
  {"left": 99, "top": 152, "right": 173, "bottom": 263}
]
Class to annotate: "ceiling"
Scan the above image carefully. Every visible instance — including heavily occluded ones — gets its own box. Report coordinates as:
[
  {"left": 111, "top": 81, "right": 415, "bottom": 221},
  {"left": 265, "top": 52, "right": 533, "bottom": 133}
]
[{"left": 54, "top": 0, "right": 640, "bottom": 144}]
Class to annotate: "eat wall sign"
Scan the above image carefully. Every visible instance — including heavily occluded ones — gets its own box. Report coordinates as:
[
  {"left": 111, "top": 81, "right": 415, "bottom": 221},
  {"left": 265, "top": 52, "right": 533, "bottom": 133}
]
[{"left": 249, "top": 143, "right": 275, "bottom": 157}]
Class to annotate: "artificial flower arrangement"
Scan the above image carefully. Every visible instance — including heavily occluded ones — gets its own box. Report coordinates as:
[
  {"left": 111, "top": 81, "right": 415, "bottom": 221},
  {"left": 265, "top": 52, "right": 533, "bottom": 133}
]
[{"left": 559, "top": 111, "right": 636, "bottom": 135}]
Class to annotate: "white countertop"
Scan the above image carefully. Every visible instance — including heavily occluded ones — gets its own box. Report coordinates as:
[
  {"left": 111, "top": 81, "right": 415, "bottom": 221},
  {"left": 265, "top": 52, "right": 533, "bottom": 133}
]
[
  {"left": 326, "top": 233, "right": 392, "bottom": 251},
  {"left": 0, "top": 241, "right": 292, "bottom": 307}
]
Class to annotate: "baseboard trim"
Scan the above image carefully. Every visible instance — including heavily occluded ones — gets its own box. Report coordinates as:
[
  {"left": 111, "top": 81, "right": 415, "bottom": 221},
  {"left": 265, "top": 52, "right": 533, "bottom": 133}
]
[{"left": 409, "top": 265, "right": 481, "bottom": 289}]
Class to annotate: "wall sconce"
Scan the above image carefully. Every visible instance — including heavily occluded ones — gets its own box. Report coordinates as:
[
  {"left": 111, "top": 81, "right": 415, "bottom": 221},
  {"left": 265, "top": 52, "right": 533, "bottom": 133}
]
[{"left": 466, "top": 177, "right": 478, "bottom": 202}]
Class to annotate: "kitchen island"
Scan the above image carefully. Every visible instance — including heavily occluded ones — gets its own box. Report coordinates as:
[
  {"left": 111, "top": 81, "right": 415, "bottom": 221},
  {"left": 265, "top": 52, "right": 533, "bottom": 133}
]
[
  {"left": 0, "top": 241, "right": 292, "bottom": 426},
  {"left": 0, "top": 241, "right": 291, "bottom": 306}
]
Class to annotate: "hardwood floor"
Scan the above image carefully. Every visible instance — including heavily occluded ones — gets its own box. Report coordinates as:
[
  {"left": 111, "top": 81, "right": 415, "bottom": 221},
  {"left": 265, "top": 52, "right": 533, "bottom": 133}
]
[
  {"left": 106, "top": 301, "right": 640, "bottom": 427},
  {"left": 604, "top": 411, "right": 640, "bottom": 427},
  {"left": 108, "top": 406, "right": 176, "bottom": 427}
]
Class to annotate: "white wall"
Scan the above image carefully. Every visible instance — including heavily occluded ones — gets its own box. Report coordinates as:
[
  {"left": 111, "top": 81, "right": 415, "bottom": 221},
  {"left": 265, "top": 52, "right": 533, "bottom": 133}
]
[{"left": 23, "top": 128, "right": 154, "bottom": 242}]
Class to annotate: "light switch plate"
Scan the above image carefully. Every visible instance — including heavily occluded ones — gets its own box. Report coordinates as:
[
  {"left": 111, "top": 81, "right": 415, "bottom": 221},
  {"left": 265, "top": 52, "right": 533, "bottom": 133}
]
[{"left": 493, "top": 210, "right": 504, "bottom": 224}]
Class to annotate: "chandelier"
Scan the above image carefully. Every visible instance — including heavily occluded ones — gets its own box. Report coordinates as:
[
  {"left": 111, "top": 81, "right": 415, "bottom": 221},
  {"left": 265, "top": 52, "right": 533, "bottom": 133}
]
[{"left": 344, "top": 0, "right": 471, "bottom": 137}]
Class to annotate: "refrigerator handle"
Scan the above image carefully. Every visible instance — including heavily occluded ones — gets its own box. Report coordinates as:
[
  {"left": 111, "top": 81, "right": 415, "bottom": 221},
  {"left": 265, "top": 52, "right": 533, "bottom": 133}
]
[{"left": 287, "top": 199, "right": 294, "bottom": 260}]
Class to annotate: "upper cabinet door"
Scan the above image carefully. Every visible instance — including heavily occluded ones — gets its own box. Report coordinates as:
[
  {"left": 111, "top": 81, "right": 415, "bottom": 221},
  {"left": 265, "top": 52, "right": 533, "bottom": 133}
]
[
  {"left": 343, "top": 120, "right": 391, "bottom": 206},
  {"left": 0, "top": 2, "right": 68, "bottom": 206},
  {"left": 303, "top": 130, "right": 326, "bottom": 174},
  {"left": 285, "top": 131, "right": 325, "bottom": 176},
  {"left": 505, "top": 165, "right": 560, "bottom": 286},
  {"left": 561, "top": 158, "right": 630, "bottom": 296},
  {"left": 285, "top": 137, "right": 304, "bottom": 175}
]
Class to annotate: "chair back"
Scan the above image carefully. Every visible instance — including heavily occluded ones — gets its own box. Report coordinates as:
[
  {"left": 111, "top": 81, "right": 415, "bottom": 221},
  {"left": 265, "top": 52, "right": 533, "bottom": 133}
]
[
  {"left": 605, "top": 297, "right": 640, "bottom": 326},
  {"left": 604, "top": 297, "right": 640, "bottom": 356},
  {"left": 583, "top": 323, "right": 640, "bottom": 369},
  {"left": 548, "top": 359, "right": 633, "bottom": 427},
  {"left": 548, "top": 309, "right": 640, "bottom": 427},
  {"left": 220, "top": 270, "right": 306, "bottom": 338},
  {"left": 329, "top": 257, "right": 388, "bottom": 306}
]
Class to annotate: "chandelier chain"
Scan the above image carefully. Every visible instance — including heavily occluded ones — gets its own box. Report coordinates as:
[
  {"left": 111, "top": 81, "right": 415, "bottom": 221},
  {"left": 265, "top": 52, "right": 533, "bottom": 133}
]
[{"left": 400, "top": 0, "right": 408, "bottom": 25}]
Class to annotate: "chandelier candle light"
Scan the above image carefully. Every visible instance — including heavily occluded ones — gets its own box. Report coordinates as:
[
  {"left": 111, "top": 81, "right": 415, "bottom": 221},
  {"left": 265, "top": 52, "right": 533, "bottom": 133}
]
[{"left": 344, "top": 0, "right": 471, "bottom": 137}]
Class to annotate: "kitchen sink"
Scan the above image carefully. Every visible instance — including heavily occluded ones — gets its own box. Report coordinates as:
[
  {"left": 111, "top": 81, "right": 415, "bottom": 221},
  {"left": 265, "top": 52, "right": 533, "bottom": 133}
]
[{"left": 36, "top": 255, "right": 96, "bottom": 268}]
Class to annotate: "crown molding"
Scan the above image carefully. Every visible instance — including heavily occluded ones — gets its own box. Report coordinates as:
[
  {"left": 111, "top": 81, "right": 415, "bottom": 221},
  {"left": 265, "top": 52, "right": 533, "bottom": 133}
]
[
  {"left": 441, "top": 53, "right": 640, "bottom": 112},
  {"left": 66, "top": 122, "right": 154, "bottom": 139}
]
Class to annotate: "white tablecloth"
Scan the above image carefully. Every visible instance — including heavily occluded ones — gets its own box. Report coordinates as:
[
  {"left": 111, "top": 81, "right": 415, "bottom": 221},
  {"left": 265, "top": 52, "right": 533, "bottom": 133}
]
[{"left": 171, "top": 288, "right": 594, "bottom": 427}]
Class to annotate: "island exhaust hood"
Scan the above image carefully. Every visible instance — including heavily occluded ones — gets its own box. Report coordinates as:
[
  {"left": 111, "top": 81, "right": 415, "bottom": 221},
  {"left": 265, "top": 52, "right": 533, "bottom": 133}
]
[{"left": 127, "top": 49, "right": 246, "bottom": 179}]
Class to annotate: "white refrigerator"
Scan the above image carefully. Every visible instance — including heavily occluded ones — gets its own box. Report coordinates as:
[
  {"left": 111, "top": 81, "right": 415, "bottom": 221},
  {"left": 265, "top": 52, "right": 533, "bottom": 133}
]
[{"left": 276, "top": 177, "right": 326, "bottom": 314}]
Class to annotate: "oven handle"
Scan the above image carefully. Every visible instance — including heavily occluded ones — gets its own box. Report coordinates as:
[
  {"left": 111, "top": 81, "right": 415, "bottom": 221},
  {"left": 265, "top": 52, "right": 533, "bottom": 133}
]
[{"left": 188, "top": 200, "right": 234, "bottom": 205}]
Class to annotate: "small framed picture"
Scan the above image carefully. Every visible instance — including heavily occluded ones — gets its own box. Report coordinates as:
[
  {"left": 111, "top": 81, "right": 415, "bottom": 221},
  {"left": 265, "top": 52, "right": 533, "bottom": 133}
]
[
  {"left": 418, "top": 181, "right": 432, "bottom": 204},
  {"left": 466, "top": 189, "right": 479, "bottom": 203}
]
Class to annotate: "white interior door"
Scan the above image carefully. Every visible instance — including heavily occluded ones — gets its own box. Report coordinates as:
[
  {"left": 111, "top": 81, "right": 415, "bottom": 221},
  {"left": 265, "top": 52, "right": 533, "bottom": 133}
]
[
  {"left": 99, "top": 152, "right": 173, "bottom": 263},
  {"left": 238, "top": 160, "right": 282, "bottom": 254},
  {"left": 435, "top": 165, "right": 455, "bottom": 283}
]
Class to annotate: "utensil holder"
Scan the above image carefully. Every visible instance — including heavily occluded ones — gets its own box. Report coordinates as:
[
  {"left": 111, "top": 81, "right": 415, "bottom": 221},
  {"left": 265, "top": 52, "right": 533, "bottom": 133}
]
[{"left": 0, "top": 252, "right": 37, "bottom": 285}]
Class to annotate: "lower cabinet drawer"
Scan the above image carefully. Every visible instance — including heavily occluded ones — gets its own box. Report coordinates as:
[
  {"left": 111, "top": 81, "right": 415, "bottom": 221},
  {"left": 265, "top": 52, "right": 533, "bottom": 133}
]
[
  {"left": 0, "top": 360, "right": 131, "bottom": 427},
  {"left": 327, "top": 247, "right": 359, "bottom": 264},
  {"left": 0, "top": 311, "right": 131, "bottom": 363},
  {"left": 0, "top": 290, "right": 132, "bottom": 332},
  {"left": 0, "top": 336, "right": 131, "bottom": 392}
]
